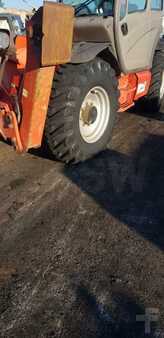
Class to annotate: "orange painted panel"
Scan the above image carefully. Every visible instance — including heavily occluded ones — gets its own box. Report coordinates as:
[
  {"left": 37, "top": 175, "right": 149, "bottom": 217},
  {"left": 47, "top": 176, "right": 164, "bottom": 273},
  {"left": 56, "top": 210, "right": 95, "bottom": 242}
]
[
  {"left": 20, "top": 66, "right": 55, "bottom": 150},
  {"left": 15, "top": 35, "right": 27, "bottom": 69}
]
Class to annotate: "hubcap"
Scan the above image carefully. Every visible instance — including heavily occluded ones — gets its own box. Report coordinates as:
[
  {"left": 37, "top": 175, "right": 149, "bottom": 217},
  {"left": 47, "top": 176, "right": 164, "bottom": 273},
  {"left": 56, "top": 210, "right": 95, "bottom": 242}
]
[
  {"left": 79, "top": 86, "right": 110, "bottom": 143},
  {"left": 160, "top": 71, "right": 164, "bottom": 100}
]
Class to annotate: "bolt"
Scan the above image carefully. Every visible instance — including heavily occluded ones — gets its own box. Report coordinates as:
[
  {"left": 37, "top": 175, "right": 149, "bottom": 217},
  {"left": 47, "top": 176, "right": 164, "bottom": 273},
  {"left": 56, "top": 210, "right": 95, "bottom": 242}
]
[{"left": 4, "top": 115, "right": 11, "bottom": 127}]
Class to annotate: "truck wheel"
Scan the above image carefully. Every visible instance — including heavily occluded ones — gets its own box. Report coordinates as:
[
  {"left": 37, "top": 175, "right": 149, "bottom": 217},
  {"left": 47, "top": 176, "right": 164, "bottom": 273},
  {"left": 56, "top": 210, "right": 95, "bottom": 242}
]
[
  {"left": 45, "top": 58, "right": 119, "bottom": 163},
  {"left": 145, "top": 48, "right": 164, "bottom": 112}
]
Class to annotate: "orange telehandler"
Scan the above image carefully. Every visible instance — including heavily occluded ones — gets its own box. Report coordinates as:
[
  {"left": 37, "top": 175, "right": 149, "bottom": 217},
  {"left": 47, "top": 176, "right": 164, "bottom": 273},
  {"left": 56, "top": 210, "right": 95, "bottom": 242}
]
[{"left": 0, "top": 1, "right": 163, "bottom": 163}]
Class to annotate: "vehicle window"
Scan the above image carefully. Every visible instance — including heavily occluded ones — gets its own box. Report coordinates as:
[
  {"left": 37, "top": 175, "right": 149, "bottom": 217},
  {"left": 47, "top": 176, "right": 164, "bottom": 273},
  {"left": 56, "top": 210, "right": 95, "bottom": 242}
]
[
  {"left": 151, "top": 0, "right": 162, "bottom": 10},
  {"left": 120, "top": 0, "right": 127, "bottom": 19},
  {"left": 12, "top": 16, "right": 22, "bottom": 34},
  {"left": 128, "top": 0, "right": 147, "bottom": 13},
  {"left": 0, "top": 19, "right": 10, "bottom": 31},
  {"left": 64, "top": 0, "right": 114, "bottom": 16}
]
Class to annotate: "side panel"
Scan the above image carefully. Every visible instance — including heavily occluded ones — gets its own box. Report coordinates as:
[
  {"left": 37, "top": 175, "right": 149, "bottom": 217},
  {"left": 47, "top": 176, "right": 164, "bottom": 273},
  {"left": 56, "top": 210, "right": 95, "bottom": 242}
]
[
  {"left": 118, "top": 71, "right": 152, "bottom": 112},
  {"left": 20, "top": 67, "right": 55, "bottom": 150},
  {"left": 114, "top": 1, "right": 162, "bottom": 73},
  {"left": 73, "top": 16, "right": 117, "bottom": 57}
]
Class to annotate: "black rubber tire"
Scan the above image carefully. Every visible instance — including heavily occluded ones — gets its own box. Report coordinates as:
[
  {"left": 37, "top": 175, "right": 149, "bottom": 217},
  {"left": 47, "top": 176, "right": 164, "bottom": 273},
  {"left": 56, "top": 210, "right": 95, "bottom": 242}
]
[
  {"left": 45, "top": 58, "right": 119, "bottom": 163},
  {"left": 145, "top": 46, "right": 164, "bottom": 112}
]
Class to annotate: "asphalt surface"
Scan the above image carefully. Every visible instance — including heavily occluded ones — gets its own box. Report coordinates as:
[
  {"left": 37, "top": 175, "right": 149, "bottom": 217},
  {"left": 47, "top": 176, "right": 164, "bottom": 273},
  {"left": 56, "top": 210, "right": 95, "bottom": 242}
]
[{"left": 0, "top": 107, "right": 164, "bottom": 338}]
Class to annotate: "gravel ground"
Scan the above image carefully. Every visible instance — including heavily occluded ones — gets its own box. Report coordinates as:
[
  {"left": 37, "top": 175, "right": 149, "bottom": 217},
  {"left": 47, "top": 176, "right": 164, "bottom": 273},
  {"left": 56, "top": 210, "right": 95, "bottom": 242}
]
[{"left": 0, "top": 108, "right": 164, "bottom": 338}]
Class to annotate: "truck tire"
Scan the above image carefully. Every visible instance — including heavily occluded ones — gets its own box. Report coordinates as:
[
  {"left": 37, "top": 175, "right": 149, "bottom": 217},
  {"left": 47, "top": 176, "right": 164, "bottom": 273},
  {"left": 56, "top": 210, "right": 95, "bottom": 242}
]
[
  {"left": 45, "top": 58, "right": 119, "bottom": 163},
  {"left": 145, "top": 48, "right": 164, "bottom": 112}
]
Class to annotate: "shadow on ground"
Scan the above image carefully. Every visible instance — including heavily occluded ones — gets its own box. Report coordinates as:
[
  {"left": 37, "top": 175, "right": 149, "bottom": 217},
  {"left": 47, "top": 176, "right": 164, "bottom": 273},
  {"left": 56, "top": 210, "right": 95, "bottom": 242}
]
[
  {"left": 61, "top": 284, "right": 158, "bottom": 338},
  {"left": 1, "top": 111, "right": 163, "bottom": 337},
  {"left": 132, "top": 104, "right": 164, "bottom": 121},
  {"left": 64, "top": 134, "right": 164, "bottom": 251},
  {"left": 14, "top": 283, "right": 158, "bottom": 338}
]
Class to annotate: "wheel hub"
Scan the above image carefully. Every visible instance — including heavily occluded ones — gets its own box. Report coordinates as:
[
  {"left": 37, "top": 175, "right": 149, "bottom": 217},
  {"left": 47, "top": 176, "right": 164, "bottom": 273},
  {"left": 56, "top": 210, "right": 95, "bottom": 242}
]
[
  {"left": 89, "top": 106, "right": 98, "bottom": 124},
  {"left": 81, "top": 103, "right": 98, "bottom": 126},
  {"left": 79, "top": 86, "right": 110, "bottom": 144}
]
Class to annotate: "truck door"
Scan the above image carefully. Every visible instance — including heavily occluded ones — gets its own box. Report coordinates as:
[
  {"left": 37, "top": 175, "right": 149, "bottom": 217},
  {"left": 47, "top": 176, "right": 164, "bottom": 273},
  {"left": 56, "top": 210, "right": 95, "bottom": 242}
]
[{"left": 114, "top": 0, "right": 163, "bottom": 73}]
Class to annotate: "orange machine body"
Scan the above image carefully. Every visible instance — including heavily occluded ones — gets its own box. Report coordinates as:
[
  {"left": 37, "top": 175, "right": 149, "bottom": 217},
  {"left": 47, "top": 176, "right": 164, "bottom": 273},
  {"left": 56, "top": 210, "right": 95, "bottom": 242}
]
[
  {"left": 0, "top": 3, "right": 151, "bottom": 153},
  {"left": 0, "top": 33, "right": 55, "bottom": 152},
  {"left": 118, "top": 71, "right": 151, "bottom": 112},
  {"left": 0, "top": 2, "right": 74, "bottom": 152}
]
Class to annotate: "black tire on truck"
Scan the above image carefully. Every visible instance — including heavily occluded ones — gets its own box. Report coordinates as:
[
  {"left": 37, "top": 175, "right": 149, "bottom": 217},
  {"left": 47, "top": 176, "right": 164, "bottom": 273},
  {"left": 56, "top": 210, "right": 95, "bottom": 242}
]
[
  {"left": 45, "top": 58, "right": 119, "bottom": 163},
  {"left": 145, "top": 45, "right": 164, "bottom": 112}
]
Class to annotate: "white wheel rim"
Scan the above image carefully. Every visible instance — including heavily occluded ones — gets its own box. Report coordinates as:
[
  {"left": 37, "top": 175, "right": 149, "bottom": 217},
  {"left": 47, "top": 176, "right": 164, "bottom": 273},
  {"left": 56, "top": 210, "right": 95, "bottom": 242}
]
[
  {"left": 160, "top": 71, "right": 164, "bottom": 100},
  {"left": 79, "top": 86, "right": 110, "bottom": 144}
]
